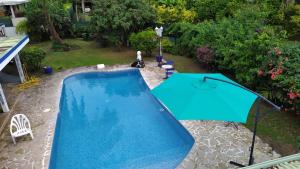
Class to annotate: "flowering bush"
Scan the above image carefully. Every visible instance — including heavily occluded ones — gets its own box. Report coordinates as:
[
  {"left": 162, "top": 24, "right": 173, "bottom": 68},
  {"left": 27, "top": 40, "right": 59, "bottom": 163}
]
[
  {"left": 196, "top": 46, "right": 215, "bottom": 70},
  {"left": 259, "top": 44, "right": 300, "bottom": 114}
]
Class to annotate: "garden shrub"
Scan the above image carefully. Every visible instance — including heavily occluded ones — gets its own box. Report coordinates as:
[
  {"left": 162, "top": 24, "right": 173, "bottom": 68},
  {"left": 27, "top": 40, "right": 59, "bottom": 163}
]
[
  {"left": 129, "top": 29, "right": 157, "bottom": 57},
  {"left": 16, "top": 20, "right": 28, "bottom": 34},
  {"left": 73, "top": 21, "right": 93, "bottom": 40},
  {"left": 196, "top": 45, "right": 215, "bottom": 70},
  {"left": 162, "top": 37, "right": 174, "bottom": 53},
  {"left": 20, "top": 47, "right": 46, "bottom": 72},
  {"left": 167, "top": 21, "right": 215, "bottom": 57},
  {"left": 258, "top": 44, "right": 300, "bottom": 114},
  {"left": 284, "top": 4, "right": 300, "bottom": 36}
]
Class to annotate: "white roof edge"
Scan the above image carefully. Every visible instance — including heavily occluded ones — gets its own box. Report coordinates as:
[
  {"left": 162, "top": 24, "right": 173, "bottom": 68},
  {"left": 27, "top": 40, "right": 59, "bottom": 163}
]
[{"left": 0, "top": 0, "right": 29, "bottom": 6}]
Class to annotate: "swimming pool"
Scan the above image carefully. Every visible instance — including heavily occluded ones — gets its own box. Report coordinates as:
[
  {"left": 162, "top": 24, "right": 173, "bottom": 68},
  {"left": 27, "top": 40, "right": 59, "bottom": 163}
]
[{"left": 49, "top": 69, "right": 194, "bottom": 169}]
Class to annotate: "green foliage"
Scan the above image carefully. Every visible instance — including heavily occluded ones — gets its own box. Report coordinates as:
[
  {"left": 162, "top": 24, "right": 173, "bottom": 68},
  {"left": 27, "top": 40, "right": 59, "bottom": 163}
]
[
  {"left": 91, "top": 0, "right": 155, "bottom": 46},
  {"left": 162, "top": 37, "right": 174, "bottom": 53},
  {"left": 129, "top": 29, "right": 157, "bottom": 56},
  {"left": 16, "top": 20, "right": 28, "bottom": 34},
  {"left": 20, "top": 47, "right": 46, "bottom": 72},
  {"left": 73, "top": 21, "right": 93, "bottom": 40},
  {"left": 155, "top": 5, "right": 196, "bottom": 25},
  {"left": 283, "top": 4, "right": 300, "bottom": 36},
  {"left": 168, "top": 4, "right": 300, "bottom": 115},
  {"left": 25, "top": 0, "right": 72, "bottom": 42},
  {"left": 167, "top": 21, "right": 214, "bottom": 57},
  {"left": 193, "top": 0, "right": 245, "bottom": 21},
  {"left": 168, "top": 6, "right": 284, "bottom": 84},
  {"left": 156, "top": 0, "right": 185, "bottom": 6}
]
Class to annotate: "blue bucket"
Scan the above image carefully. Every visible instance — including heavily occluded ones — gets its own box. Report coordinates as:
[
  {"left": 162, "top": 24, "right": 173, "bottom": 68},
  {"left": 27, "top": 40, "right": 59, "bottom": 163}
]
[{"left": 43, "top": 66, "right": 53, "bottom": 74}]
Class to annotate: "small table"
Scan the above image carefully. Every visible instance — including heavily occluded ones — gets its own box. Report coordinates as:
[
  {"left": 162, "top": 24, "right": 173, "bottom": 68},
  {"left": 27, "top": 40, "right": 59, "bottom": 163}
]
[{"left": 161, "top": 65, "right": 174, "bottom": 78}]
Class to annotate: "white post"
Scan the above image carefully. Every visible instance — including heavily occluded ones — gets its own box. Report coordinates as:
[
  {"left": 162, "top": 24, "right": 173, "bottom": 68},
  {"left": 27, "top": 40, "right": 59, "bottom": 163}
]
[
  {"left": 14, "top": 54, "right": 25, "bottom": 83},
  {"left": 10, "top": 5, "right": 15, "bottom": 18},
  {"left": 155, "top": 26, "right": 163, "bottom": 56},
  {"left": 0, "top": 83, "right": 9, "bottom": 112}
]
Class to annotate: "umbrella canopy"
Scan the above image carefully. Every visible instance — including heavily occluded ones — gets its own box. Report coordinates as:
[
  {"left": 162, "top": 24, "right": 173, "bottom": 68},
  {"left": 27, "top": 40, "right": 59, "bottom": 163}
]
[
  {"left": 0, "top": 0, "right": 28, "bottom": 6},
  {"left": 151, "top": 73, "right": 258, "bottom": 123}
]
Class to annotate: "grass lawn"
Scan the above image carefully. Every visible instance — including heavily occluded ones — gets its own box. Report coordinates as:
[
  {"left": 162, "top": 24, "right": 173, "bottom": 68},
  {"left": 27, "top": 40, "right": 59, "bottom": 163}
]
[
  {"left": 34, "top": 38, "right": 299, "bottom": 155},
  {"left": 34, "top": 39, "right": 204, "bottom": 73},
  {"left": 246, "top": 101, "right": 300, "bottom": 155}
]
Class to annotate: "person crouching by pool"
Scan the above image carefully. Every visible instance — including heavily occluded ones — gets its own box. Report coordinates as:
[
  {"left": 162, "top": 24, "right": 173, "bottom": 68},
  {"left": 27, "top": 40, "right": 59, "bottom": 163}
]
[{"left": 131, "top": 51, "right": 145, "bottom": 68}]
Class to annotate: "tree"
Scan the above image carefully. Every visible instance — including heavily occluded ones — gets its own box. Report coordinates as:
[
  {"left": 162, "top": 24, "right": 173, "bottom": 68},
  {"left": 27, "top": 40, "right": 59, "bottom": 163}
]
[
  {"left": 41, "top": 0, "right": 63, "bottom": 44},
  {"left": 25, "top": 0, "right": 70, "bottom": 43},
  {"left": 90, "top": 0, "right": 155, "bottom": 46}
]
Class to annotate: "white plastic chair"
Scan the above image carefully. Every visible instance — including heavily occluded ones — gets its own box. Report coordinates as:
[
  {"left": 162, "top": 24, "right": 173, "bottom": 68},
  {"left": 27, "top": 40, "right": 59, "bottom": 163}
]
[{"left": 10, "top": 114, "right": 34, "bottom": 144}]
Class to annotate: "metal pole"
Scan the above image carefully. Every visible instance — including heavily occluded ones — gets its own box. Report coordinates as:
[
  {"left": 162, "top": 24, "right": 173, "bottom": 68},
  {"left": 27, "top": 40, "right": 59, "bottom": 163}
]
[
  {"left": 159, "top": 38, "right": 162, "bottom": 56},
  {"left": 248, "top": 98, "right": 260, "bottom": 165},
  {"left": 203, "top": 76, "right": 280, "bottom": 110}
]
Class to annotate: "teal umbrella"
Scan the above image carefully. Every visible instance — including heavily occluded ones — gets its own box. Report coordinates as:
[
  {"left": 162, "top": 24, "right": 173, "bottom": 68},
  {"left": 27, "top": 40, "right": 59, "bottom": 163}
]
[
  {"left": 151, "top": 73, "right": 258, "bottom": 123},
  {"left": 151, "top": 72, "right": 280, "bottom": 167}
]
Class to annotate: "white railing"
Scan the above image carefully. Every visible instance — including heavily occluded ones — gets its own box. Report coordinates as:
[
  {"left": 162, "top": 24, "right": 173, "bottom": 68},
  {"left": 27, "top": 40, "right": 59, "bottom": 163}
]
[{"left": 241, "top": 153, "right": 300, "bottom": 169}]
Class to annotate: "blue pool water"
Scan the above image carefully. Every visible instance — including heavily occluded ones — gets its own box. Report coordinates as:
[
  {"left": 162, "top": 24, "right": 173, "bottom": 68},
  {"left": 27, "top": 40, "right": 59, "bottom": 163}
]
[{"left": 49, "top": 69, "right": 194, "bottom": 169}]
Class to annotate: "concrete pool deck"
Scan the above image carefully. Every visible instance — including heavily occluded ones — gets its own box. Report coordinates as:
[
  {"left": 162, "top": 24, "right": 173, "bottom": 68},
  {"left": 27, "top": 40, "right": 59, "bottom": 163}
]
[{"left": 0, "top": 62, "right": 280, "bottom": 169}]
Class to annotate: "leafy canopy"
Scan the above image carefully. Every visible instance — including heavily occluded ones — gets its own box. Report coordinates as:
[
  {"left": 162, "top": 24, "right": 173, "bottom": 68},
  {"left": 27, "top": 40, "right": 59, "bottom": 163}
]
[
  {"left": 25, "top": 0, "right": 71, "bottom": 42},
  {"left": 90, "top": 0, "right": 155, "bottom": 46}
]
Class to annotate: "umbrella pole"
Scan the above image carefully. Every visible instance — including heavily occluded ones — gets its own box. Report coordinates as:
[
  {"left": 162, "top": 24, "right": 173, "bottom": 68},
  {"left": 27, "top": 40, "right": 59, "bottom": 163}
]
[
  {"left": 248, "top": 99, "right": 260, "bottom": 165},
  {"left": 229, "top": 98, "right": 261, "bottom": 167}
]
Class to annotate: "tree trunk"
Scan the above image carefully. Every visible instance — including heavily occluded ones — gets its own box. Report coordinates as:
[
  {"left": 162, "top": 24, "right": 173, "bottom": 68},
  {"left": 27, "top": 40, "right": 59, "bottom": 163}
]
[
  {"left": 48, "top": 15, "right": 63, "bottom": 44},
  {"left": 43, "top": 1, "right": 63, "bottom": 44},
  {"left": 81, "top": 0, "right": 85, "bottom": 13},
  {"left": 75, "top": 1, "right": 79, "bottom": 21}
]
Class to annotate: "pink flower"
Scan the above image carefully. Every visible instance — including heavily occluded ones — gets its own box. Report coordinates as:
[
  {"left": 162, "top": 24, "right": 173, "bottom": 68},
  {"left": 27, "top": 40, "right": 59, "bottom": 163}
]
[
  {"left": 277, "top": 68, "right": 283, "bottom": 74},
  {"left": 287, "top": 92, "right": 298, "bottom": 100},
  {"left": 269, "top": 68, "right": 275, "bottom": 74},
  {"left": 271, "top": 74, "right": 276, "bottom": 80},
  {"left": 257, "top": 70, "right": 264, "bottom": 76}
]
